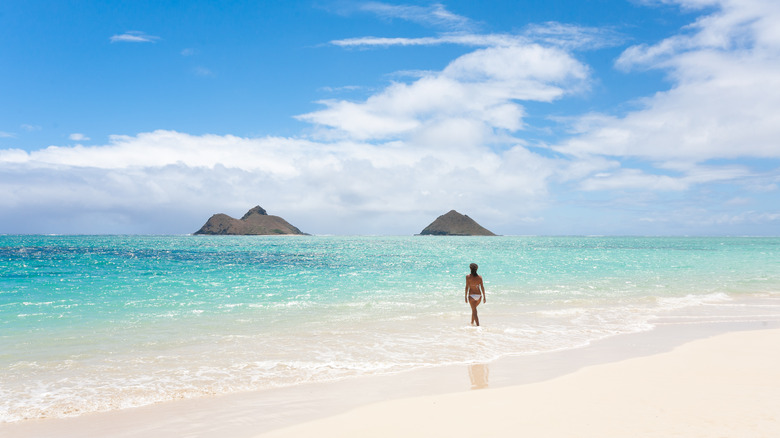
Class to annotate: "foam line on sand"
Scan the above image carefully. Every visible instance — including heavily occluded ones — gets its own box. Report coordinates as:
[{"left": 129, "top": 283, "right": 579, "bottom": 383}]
[{"left": 257, "top": 328, "right": 780, "bottom": 438}]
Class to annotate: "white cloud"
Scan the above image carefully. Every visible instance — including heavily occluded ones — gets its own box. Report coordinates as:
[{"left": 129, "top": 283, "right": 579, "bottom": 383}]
[
  {"left": 298, "top": 44, "right": 588, "bottom": 142},
  {"left": 20, "top": 124, "right": 41, "bottom": 132},
  {"left": 0, "top": 131, "right": 14, "bottom": 138},
  {"left": 707, "top": 210, "right": 780, "bottom": 226},
  {"left": 69, "top": 133, "right": 90, "bottom": 141},
  {"left": 634, "top": 206, "right": 780, "bottom": 231},
  {"left": 580, "top": 169, "right": 688, "bottom": 191},
  {"left": 0, "top": 130, "right": 559, "bottom": 234},
  {"left": 193, "top": 66, "right": 214, "bottom": 77},
  {"left": 318, "top": 85, "right": 365, "bottom": 93},
  {"left": 331, "top": 33, "right": 524, "bottom": 48},
  {"left": 357, "top": 2, "right": 473, "bottom": 30},
  {"left": 110, "top": 31, "right": 160, "bottom": 43},
  {"left": 3, "top": 1, "right": 778, "bottom": 235},
  {"left": 522, "top": 22, "right": 625, "bottom": 50},
  {"left": 578, "top": 163, "right": 750, "bottom": 192},
  {"left": 331, "top": 23, "right": 619, "bottom": 50},
  {"left": 556, "top": 0, "right": 780, "bottom": 161}
]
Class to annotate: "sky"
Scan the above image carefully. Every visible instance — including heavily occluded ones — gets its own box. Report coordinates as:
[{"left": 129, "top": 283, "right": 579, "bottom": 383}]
[{"left": 1, "top": 0, "right": 779, "bottom": 235}]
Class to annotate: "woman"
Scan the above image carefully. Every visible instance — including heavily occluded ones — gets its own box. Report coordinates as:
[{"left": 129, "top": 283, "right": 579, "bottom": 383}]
[{"left": 464, "top": 263, "right": 486, "bottom": 326}]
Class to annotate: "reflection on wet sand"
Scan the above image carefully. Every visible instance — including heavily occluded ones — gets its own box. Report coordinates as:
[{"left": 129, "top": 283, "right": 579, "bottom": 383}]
[{"left": 468, "top": 363, "right": 489, "bottom": 389}]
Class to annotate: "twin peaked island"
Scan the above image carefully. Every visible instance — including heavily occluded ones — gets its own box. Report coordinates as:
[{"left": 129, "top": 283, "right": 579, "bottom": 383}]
[
  {"left": 194, "top": 206, "right": 496, "bottom": 236},
  {"left": 194, "top": 206, "right": 305, "bottom": 236}
]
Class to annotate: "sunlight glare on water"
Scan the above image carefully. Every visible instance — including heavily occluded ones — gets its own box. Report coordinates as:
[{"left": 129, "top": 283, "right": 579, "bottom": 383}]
[{"left": 1, "top": 235, "right": 779, "bottom": 421}]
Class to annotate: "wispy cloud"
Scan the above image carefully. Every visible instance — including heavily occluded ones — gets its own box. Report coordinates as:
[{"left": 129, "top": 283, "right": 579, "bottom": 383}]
[
  {"left": 524, "top": 22, "right": 624, "bottom": 50},
  {"left": 3, "top": 1, "right": 778, "bottom": 235},
  {"left": 358, "top": 2, "right": 473, "bottom": 31},
  {"left": 0, "top": 131, "right": 15, "bottom": 138},
  {"left": 0, "top": 129, "right": 556, "bottom": 234},
  {"left": 181, "top": 48, "right": 196, "bottom": 56},
  {"left": 298, "top": 44, "right": 588, "bottom": 141},
  {"left": 331, "top": 33, "right": 522, "bottom": 48},
  {"left": 331, "top": 23, "right": 621, "bottom": 50},
  {"left": 193, "top": 66, "right": 214, "bottom": 77},
  {"left": 318, "top": 85, "right": 366, "bottom": 93},
  {"left": 20, "top": 124, "right": 42, "bottom": 132},
  {"left": 69, "top": 133, "right": 90, "bottom": 141},
  {"left": 110, "top": 31, "right": 160, "bottom": 43},
  {"left": 555, "top": 0, "right": 780, "bottom": 162}
]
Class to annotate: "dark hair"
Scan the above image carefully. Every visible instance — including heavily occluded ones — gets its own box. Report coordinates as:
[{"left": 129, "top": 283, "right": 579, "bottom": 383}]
[{"left": 469, "top": 263, "right": 478, "bottom": 276}]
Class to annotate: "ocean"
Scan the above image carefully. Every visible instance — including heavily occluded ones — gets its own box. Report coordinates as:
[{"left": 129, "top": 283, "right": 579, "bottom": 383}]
[{"left": 1, "top": 235, "right": 779, "bottom": 422}]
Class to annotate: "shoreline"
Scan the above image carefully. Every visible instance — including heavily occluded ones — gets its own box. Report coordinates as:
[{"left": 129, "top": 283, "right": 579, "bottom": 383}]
[
  {"left": 3, "top": 313, "right": 778, "bottom": 438},
  {"left": 4, "top": 235, "right": 777, "bottom": 430},
  {"left": 260, "top": 324, "right": 780, "bottom": 438}
]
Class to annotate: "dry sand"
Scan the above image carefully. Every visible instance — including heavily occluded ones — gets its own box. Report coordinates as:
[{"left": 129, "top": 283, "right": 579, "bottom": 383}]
[
  {"left": 4, "top": 325, "right": 779, "bottom": 438},
  {"left": 258, "top": 328, "right": 780, "bottom": 438}
]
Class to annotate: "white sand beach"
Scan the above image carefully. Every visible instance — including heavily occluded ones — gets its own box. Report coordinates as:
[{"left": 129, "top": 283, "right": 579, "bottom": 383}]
[
  {"left": 4, "top": 323, "right": 779, "bottom": 438},
  {"left": 258, "top": 327, "right": 780, "bottom": 438}
]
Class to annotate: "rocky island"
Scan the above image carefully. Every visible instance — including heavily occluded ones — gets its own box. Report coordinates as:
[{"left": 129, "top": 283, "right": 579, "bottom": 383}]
[
  {"left": 194, "top": 206, "right": 306, "bottom": 235},
  {"left": 419, "top": 210, "right": 496, "bottom": 236}
]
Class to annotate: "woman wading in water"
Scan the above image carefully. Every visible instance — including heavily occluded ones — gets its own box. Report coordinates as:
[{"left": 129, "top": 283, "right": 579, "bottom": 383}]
[{"left": 465, "top": 263, "right": 485, "bottom": 326}]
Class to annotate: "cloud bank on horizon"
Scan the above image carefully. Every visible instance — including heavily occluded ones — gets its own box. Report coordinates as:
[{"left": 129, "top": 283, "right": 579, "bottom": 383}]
[{"left": 1, "top": 0, "right": 779, "bottom": 235}]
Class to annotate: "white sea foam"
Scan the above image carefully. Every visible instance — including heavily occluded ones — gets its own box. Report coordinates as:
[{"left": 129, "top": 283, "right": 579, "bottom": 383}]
[
  {"left": 2, "top": 235, "right": 780, "bottom": 423},
  {"left": 655, "top": 292, "right": 732, "bottom": 309}
]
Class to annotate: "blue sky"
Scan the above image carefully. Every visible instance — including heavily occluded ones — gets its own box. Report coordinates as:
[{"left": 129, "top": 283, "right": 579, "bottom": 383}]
[{"left": 1, "top": 0, "right": 778, "bottom": 235}]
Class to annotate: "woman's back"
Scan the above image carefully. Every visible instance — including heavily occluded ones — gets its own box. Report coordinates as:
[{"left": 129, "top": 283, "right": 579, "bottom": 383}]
[
  {"left": 465, "top": 263, "right": 485, "bottom": 326},
  {"left": 466, "top": 274, "right": 483, "bottom": 294}
]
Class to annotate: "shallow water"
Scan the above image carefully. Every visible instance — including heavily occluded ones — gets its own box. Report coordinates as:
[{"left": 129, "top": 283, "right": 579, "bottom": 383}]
[{"left": 1, "top": 235, "right": 779, "bottom": 422}]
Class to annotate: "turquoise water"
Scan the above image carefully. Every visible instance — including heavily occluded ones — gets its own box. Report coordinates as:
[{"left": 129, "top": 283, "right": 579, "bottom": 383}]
[{"left": 1, "top": 235, "right": 779, "bottom": 422}]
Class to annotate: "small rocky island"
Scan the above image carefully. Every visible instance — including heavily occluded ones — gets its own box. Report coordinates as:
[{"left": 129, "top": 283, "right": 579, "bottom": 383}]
[
  {"left": 419, "top": 210, "right": 496, "bottom": 236},
  {"left": 194, "top": 206, "right": 306, "bottom": 235}
]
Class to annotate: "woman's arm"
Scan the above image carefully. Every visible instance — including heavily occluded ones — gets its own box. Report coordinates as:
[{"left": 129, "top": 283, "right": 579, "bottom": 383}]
[
  {"left": 465, "top": 276, "right": 469, "bottom": 302},
  {"left": 480, "top": 278, "right": 486, "bottom": 303}
]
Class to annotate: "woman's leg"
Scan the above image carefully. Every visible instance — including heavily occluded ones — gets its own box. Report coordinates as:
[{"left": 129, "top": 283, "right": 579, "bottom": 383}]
[{"left": 469, "top": 298, "right": 480, "bottom": 326}]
